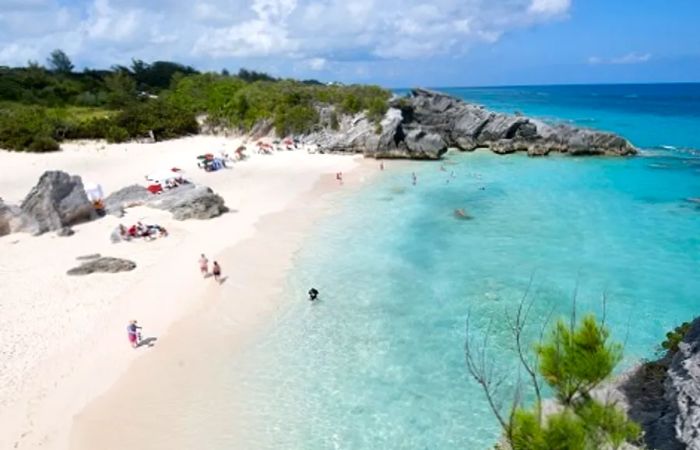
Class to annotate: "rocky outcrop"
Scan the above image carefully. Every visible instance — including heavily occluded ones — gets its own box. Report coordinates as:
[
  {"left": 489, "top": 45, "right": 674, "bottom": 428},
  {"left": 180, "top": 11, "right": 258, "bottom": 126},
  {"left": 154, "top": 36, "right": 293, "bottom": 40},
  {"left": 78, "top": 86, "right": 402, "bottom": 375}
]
[
  {"left": 103, "top": 184, "right": 151, "bottom": 217},
  {"left": 20, "top": 171, "right": 98, "bottom": 234},
  {"left": 393, "top": 89, "right": 637, "bottom": 157},
  {"left": 603, "top": 317, "right": 700, "bottom": 449},
  {"left": 299, "top": 89, "right": 635, "bottom": 159},
  {"left": 67, "top": 257, "right": 136, "bottom": 275},
  {"left": 303, "top": 106, "right": 447, "bottom": 160},
  {"left": 1, "top": 198, "right": 37, "bottom": 236},
  {"left": 148, "top": 184, "right": 227, "bottom": 220}
]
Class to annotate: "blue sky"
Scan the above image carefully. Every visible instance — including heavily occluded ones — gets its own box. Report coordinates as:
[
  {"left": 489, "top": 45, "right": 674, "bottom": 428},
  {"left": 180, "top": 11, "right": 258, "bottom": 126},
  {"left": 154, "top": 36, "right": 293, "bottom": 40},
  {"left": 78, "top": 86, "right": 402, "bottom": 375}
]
[{"left": 0, "top": 0, "right": 698, "bottom": 87}]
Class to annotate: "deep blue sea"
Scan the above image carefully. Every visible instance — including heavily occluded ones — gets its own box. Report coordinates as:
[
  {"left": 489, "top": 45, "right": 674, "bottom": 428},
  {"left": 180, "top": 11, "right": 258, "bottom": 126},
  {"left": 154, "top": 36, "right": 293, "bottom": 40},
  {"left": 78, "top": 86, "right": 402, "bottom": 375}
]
[{"left": 232, "top": 84, "right": 700, "bottom": 449}]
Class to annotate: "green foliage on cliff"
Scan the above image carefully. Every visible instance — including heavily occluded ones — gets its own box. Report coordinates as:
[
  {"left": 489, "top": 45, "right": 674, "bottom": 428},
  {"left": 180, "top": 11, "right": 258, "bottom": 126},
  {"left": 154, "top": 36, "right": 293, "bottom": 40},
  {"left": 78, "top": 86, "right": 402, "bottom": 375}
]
[
  {"left": 661, "top": 321, "right": 692, "bottom": 354},
  {"left": 165, "top": 74, "right": 390, "bottom": 136},
  {"left": 506, "top": 314, "right": 640, "bottom": 450},
  {"left": 0, "top": 50, "right": 392, "bottom": 151}
]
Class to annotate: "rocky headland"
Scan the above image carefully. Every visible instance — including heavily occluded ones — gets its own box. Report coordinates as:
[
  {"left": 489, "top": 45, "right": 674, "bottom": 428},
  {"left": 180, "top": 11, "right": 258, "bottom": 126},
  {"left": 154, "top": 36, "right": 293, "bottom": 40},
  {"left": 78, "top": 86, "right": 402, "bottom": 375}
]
[{"left": 298, "top": 88, "right": 637, "bottom": 159}]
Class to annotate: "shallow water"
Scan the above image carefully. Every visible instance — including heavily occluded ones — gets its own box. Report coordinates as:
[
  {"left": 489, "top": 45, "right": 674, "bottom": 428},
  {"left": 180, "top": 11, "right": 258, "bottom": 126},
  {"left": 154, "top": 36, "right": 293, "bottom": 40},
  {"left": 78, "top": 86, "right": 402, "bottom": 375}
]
[
  {"left": 226, "top": 84, "right": 700, "bottom": 449},
  {"left": 228, "top": 150, "right": 700, "bottom": 449}
]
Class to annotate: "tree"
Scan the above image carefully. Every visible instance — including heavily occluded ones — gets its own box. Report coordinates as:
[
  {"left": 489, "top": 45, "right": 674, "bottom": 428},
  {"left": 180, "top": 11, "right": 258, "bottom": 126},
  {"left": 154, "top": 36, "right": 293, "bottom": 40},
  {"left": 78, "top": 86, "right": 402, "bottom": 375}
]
[
  {"left": 104, "top": 71, "right": 137, "bottom": 108},
  {"left": 47, "top": 49, "right": 74, "bottom": 74},
  {"left": 465, "top": 288, "right": 640, "bottom": 449}
]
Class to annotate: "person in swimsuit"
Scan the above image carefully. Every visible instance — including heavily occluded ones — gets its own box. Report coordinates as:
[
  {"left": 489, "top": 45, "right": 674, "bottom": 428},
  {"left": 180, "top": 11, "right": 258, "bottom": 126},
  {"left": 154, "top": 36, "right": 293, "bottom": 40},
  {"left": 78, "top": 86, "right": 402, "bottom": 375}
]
[
  {"left": 412, "top": 172, "right": 417, "bottom": 186},
  {"left": 199, "top": 254, "right": 209, "bottom": 277},
  {"left": 127, "top": 320, "right": 141, "bottom": 348},
  {"left": 212, "top": 261, "right": 222, "bottom": 283}
]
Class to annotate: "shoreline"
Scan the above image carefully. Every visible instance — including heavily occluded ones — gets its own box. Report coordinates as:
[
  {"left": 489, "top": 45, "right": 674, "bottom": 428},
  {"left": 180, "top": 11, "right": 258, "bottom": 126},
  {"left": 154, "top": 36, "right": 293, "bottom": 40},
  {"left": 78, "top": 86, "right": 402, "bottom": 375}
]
[
  {"left": 69, "top": 157, "right": 375, "bottom": 450},
  {"left": 0, "top": 136, "right": 371, "bottom": 450}
]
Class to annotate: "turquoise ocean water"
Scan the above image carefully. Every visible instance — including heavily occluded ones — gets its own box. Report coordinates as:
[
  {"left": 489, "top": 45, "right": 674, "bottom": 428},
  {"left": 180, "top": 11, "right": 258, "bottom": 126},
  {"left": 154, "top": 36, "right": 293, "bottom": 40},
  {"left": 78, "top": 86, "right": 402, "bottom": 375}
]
[{"left": 231, "top": 84, "right": 700, "bottom": 448}]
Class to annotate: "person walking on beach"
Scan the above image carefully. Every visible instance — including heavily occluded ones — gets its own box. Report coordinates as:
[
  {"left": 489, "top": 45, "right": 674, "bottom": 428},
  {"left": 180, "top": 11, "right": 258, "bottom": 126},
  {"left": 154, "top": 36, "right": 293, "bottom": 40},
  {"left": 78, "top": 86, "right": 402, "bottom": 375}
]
[
  {"left": 212, "top": 261, "right": 222, "bottom": 283},
  {"left": 127, "top": 320, "right": 142, "bottom": 348},
  {"left": 199, "top": 254, "right": 209, "bottom": 277}
]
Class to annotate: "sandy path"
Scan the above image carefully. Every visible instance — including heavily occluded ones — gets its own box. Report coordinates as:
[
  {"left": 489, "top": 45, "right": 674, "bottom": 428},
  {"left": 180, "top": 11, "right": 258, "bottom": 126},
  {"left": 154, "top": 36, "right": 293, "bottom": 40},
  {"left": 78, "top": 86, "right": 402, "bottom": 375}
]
[{"left": 0, "top": 137, "right": 366, "bottom": 450}]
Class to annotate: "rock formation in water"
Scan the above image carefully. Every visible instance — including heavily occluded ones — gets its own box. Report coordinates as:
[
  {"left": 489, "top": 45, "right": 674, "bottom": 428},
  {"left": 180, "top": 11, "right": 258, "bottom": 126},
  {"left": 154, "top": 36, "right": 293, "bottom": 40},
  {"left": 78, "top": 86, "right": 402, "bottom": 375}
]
[{"left": 300, "top": 89, "right": 637, "bottom": 159}]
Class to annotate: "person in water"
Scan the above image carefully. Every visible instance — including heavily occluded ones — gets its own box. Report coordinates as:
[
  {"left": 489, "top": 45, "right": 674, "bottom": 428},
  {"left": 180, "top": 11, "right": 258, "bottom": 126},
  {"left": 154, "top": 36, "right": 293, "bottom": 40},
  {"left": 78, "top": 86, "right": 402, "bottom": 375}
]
[
  {"left": 454, "top": 208, "right": 470, "bottom": 219},
  {"left": 412, "top": 172, "right": 417, "bottom": 185},
  {"left": 199, "top": 254, "right": 209, "bottom": 277},
  {"left": 212, "top": 261, "right": 222, "bottom": 283},
  {"left": 380, "top": 161, "right": 385, "bottom": 171},
  {"left": 308, "top": 288, "right": 319, "bottom": 301},
  {"left": 127, "top": 320, "right": 142, "bottom": 348}
]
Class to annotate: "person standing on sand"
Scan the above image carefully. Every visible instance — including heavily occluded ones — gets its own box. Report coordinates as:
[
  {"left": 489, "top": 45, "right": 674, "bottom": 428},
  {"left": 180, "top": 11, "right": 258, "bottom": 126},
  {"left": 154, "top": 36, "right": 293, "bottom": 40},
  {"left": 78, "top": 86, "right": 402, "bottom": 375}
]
[
  {"left": 127, "top": 320, "right": 141, "bottom": 348},
  {"left": 212, "top": 261, "right": 222, "bottom": 283},
  {"left": 199, "top": 254, "right": 209, "bottom": 277},
  {"left": 380, "top": 161, "right": 384, "bottom": 171}
]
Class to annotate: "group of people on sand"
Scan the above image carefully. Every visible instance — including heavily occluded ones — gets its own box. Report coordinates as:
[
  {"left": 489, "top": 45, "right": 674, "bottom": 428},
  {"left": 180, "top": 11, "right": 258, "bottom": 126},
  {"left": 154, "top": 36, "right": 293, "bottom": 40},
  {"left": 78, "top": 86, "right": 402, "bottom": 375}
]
[
  {"left": 117, "top": 222, "right": 168, "bottom": 241},
  {"left": 199, "top": 254, "right": 222, "bottom": 283}
]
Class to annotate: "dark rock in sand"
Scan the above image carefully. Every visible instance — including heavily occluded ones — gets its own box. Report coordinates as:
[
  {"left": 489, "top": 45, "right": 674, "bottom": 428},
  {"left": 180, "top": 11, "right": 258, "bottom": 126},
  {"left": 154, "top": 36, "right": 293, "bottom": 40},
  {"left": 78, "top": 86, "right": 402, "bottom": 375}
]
[
  {"left": 67, "top": 257, "right": 136, "bottom": 275},
  {"left": 148, "top": 184, "right": 227, "bottom": 220},
  {"left": 56, "top": 226, "right": 75, "bottom": 237},
  {"left": 103, "top": 184, "right": 150, "bottom": 217},
  {"left": 20, "top": 171, "right": 98, "bottom": 235}
]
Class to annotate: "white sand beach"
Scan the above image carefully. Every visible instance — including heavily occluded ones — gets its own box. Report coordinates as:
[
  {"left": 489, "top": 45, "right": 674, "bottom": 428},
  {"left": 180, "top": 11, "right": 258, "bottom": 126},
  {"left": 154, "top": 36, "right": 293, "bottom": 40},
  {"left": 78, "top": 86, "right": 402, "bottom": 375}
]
[{"left": 0, "top": 136, "right": 369, "bottom": 450}]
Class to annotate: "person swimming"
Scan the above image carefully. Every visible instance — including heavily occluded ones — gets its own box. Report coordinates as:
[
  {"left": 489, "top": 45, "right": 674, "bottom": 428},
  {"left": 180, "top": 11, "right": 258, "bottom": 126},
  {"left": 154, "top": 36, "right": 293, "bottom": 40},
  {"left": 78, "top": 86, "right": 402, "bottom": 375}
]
[{"left": 308, "top": 288, "right": 319, "bottom": 301}]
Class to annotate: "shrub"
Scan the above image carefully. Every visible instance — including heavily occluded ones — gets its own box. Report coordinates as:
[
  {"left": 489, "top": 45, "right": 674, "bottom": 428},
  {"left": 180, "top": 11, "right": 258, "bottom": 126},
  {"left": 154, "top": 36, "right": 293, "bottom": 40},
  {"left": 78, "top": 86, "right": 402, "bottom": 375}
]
[
  {"left": 27, "top": 134, "right": 60, "bottom": 152},
  {"left": 105, "top": 126, "right": 129, "bottom": 143},
  {"left": 661, "top": 321, "right": 692, "bottom": 354},
  {"left": 0, "top": 105, "right": 63, "bottom": 151}
]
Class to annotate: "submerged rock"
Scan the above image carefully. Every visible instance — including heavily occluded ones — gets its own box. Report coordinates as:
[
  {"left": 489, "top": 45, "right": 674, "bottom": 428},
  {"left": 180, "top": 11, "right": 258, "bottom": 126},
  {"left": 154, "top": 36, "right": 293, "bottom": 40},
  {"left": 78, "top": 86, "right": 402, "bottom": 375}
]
[
  {"left": 20, "top": 171, "right": 98, "bottom": 234},
  {"left": 67, "top": 257, "right": 136, "bottom": 275}
]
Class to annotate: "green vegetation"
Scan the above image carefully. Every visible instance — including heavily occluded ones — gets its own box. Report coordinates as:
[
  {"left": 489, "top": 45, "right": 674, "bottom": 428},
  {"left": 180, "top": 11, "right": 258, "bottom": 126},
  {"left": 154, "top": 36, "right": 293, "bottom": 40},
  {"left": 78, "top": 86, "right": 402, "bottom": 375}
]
[
  {"left": 661, "top": 321, "right": 692, "bottom": 354},
  {"left": 507, "top": 315, "right": 640, "bottom": 449},
  {"left": 0, "top": 49, "right": 391, "bottom": 152},
  {"left": 466, "top": 301, "right": 641, "bottom": 450}
]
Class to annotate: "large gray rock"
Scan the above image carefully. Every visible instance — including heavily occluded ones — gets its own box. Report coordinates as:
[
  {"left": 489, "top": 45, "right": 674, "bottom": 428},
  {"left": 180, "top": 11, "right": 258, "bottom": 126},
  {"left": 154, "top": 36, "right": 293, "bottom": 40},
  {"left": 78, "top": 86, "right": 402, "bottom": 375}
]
[
  {"left": 390, "top": 88, "right": 637, "bottom": 157},
  {"left": 20, "top": 171, "right": 98, "bottom": 234},
  {"left": 148, "top": 184, "right": 227, "bottom": 220},
  {"left": 67, "top": 257, "right": 136, "bottom": 275},
  {"left": 300, "top": 88, "right": 634, "bottom": 159},
  {"left": 303, "top": 107, "right": 447, "bottom": 160},
  {"left": 103, "top": 184, "right": 150, "bottom": 217}
]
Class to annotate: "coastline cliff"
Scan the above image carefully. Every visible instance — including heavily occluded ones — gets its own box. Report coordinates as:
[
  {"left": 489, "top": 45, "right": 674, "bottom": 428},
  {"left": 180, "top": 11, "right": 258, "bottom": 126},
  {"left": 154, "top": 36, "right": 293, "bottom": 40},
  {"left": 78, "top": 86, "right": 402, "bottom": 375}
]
[{"left": 295, "top": 88, "right": 637, "bottom": 159}]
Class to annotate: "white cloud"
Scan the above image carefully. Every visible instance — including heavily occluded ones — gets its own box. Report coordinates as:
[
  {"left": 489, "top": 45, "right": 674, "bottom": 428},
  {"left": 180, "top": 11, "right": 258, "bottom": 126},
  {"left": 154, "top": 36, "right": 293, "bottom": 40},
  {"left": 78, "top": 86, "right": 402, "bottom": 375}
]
[
  {"left": 306, "top": 57, "right": 327, "bottom": 70},
  {"left": 588, "top": 52, "right": 652, "bottom": 65},
  {"left": 0, "top": 0, "right": 573, "bottom": 72},
  {"left": 529, "top": 0, "right": 571, "bottom": 16}
]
